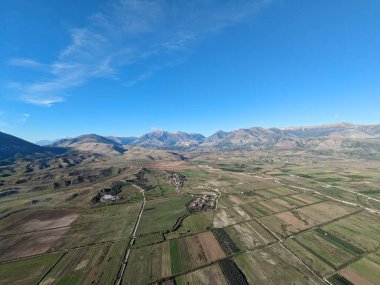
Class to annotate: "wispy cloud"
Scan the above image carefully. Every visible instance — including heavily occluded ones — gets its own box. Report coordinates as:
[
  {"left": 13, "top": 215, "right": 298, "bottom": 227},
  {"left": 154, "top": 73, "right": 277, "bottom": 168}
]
[
  {"left": 19, "top": 113, "right": 30, "bottom": 123},
  {"left": 7, "top": 0, "right": 271, "bottom": 106}
]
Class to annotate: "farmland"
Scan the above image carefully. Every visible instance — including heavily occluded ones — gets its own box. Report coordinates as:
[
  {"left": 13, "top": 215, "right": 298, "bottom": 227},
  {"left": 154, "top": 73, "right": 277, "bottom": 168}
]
[{"left": 1, "top": 147, "right": 380, "bottom": 284}]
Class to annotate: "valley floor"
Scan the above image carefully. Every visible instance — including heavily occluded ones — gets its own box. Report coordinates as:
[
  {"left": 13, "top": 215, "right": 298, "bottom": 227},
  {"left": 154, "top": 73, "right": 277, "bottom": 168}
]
[{"left": 0, "top": 149, "right": 379, "bottom": 285}]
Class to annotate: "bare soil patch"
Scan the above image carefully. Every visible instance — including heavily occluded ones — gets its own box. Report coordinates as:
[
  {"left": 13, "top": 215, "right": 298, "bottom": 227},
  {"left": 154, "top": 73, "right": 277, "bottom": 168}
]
[
  {"left": 144, "top": 161, "right": 198, "bottom": 171},
  {"left": 340, "top": 268, "right": 376, "bottom": 285},
  {"left": 1, "top": 209, "right": 80, "bottom": 234},
  {"left": 197, "top": 231, "right": 225, "bottom": 262},
  {"left": 0, "top": 227, "right": 68, "bottom": 261}
]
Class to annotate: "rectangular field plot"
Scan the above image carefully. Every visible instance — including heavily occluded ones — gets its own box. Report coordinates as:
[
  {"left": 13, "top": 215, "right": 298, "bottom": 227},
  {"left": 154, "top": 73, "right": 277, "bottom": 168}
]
[
  {"left": 124, "top": 231, "right": 225, "bottom": 283},
  {"left": 259, "top": 201, "right": 357, "bottom": 238},
  {"left": 284, "top": 238, "right": 334, "bottom": 276},
  {"left": 0, "top": 209, "right": 80, "bottom": 235},
  {"left": 293, "top": 231, "right": 357, "bottom": 270},
  {"left": 0, "top": 252, "right": 63, "bottom": 285},
  {"left": 73, "top": 202, "right": 142, "bottom": 224},
  {"left": 267, "top": 186, "right": 298, "bottom": 196},
  {"left": 234, "top": 243, "right": 324, "bottom": 285},
  {"left": 224, "top": 220, "right": 276, "bottom": 250},
  {"left": 296, "top": 201, "right": 357, "bottom": 224},
  {"left": 176, "top": 264, "right": 228, "bottom": 285},
  {"left": 123, "top": 241, "right": 172, "bottom": 284},
  {"left": 218, "top": 194, "right": 263, "bottom": 208},
  {"left": 52, "top": 212, "right": 139, "bottom": 249},
  {"left": 40, "top": 242, "right": 126, "bottom": 285},
  {"left": 213, "top": 207, "right": 251, "bottom": 228},
  {"left": 288, "top": 193, "right": 324, "bottom": 205},
  {"left": 258, "top": 210, "right": 318, "bottom": 239},
  {"left": 0, "top": 227, "right": 69, "bottom": 262},
  {"left": 137, "top": 196, "right": 191, "bottom": 235},
  {"left": 170, "top": 232, "right": 226, "bottom": 275},
  {"left": 321, "top": 211, "right": 380, "bottom": 252},
  {"left": 330, "top": 251, "right": 380, "bottom": 285}
]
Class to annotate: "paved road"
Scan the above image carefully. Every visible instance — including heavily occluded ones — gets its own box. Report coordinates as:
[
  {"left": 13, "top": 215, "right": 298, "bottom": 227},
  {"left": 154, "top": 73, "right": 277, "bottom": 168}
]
[{"left": 114, "top": 184, "right": 146, "bottom": 285}]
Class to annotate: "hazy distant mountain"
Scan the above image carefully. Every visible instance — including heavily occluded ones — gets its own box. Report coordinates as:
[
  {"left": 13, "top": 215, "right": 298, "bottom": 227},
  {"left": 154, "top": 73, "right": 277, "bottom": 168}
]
[
  {"left": 132, "top": 130, "right": 206, "bottom": 148},
  {"left": 0, "top": 132, "right": 59, "bottom": 159},
  {"left": 107, "top": 136, "right": 138, "bottom": 145},
  {"left": 51, "top": 134, "right": 126, "bottom": 155},
  {"left": 35, "top": 140, "right": 55, "bottom": 146},
  {"left": 37, "top": 123, "right": 380, "bottom": 154},
  {"left": 202, "top": 123, "right": 380, "bottom": 150},
  {"left": 284, "top": 122, "right": 380, "bottom": 138}
]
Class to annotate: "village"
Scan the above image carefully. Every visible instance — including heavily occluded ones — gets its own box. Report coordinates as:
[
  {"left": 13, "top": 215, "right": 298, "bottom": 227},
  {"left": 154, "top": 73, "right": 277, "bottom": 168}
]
[{"left": 187, "top": 193, "right": 217, "bottom": 212}]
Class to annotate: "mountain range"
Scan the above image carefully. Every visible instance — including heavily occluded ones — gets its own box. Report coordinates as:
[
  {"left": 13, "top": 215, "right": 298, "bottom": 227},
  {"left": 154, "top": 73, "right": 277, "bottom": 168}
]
[{"left": 1, "top": 123, "right": 380, "bottom": 158}]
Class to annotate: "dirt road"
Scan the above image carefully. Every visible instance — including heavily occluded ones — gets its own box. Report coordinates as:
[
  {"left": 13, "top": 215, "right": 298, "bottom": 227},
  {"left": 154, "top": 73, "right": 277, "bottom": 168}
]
[{"left": 114, "top": 184, "right": 146, "bottom": 285}]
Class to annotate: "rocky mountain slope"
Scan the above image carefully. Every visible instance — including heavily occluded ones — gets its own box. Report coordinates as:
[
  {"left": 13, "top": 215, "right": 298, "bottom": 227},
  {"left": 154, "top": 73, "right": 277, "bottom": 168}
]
[
  {"left": 202, "top": 123, "right": 380, "bottom": 150},
  {"left": 51, "top": 134, "right": 126, "bottom": 155},
  {"left": 130, "top": 130, "right": 205, "bottom": 148}
]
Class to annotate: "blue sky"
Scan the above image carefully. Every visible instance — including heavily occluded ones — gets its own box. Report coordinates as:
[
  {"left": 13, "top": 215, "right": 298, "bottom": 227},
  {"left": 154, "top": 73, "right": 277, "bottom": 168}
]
[{"left": 1, "top": 0, "right": 380, "bottom": 142}]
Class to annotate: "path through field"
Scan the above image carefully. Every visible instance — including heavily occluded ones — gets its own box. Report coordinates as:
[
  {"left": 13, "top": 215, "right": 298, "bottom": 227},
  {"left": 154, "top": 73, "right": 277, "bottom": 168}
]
[{"left": 114, "top": 184, "right": 146, "bottom": 285}]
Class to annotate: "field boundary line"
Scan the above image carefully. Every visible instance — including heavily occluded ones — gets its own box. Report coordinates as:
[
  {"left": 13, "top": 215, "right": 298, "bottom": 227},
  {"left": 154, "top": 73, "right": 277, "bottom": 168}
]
[{"left": 36, "top": 251, "right": 67, "bottom": 285}]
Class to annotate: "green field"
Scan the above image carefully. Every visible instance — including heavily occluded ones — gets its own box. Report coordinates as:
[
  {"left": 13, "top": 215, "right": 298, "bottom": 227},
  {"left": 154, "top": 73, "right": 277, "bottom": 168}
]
[{"left": 0, "top": 252, "right": 63, "bottom": 285}]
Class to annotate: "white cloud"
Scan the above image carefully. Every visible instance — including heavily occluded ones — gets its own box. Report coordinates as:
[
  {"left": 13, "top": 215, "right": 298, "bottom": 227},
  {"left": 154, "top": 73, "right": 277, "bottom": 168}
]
[
  {"left": 8, "top": 0, "right": 271, "bottom": 106},
  {"left": 19, "top": 113, "right": 30, "bottom": 122}
]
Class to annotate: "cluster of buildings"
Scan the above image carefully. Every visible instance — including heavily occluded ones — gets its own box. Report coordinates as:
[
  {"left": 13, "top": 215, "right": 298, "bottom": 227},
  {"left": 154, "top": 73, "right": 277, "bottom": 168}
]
[
  {"left": 101, "top": 194, "right": 120, "bottom": 202},
  {"left": 167, "top": 171, "right": 186, "bottom": 192},
  {"left": 187, "top": 194, "right": 216, "bottom": 212}
]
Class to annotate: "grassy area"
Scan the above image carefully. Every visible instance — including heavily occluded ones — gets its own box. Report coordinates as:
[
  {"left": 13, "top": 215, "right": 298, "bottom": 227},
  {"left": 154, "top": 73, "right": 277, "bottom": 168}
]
[
  {"left": 0, "top": 252, "right": 63, "bottom": 285},
  {"left": 137, "top": 195, "right": 192, "bottom": 235},
  {"left": 170, "top": 239, "right": 182, "bottom": 274},
  {"left": 41, "top": 242, "right": 126, "bottom": 284}
]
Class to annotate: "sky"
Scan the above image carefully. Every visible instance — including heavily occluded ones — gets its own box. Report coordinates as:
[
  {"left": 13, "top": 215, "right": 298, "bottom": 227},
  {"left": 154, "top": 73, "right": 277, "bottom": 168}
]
[{"left": 1, "top": 0, "right": 380, "bottom": 142}]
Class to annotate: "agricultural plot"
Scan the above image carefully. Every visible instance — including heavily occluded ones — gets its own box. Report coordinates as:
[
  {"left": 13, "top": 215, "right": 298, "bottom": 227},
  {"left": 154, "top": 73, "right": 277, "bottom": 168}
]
[
  {"left": 176, "top": 264, "right": 228, "bottom": 285},
  {"left": 0, "top": 209, "right": 80, "bottom": 235},
  {"left": 133, "top": 232, "right": 164, "bottom": 247},
  {"left": 125, "top": 231, "right": 225, "bottom": 283},
  {"left": 289, "top": 193, "right": 323, "bottom": 205},
  {"left": 213, "top": 207, "right": 251, "bottom": 228},
  {"left": 258, "top": 210, "right": 318, "bottom": 239},
  {"left": 0, "top": 252, "right": 63, "bottom": 285},
  {"left": 166, "top": 210, "right": 213, "bottom": 239},
  {"left": 330, "top": 251, "right": 380, "bottom": 285},
  {"left": 123, "top": 241, "right": 171, "bottom": 284},
  {"left": 284, "top": 238, "right": 334, "bottom": 276},
  {"left": 40, "top": 242, "right": 126, "bottom": 284},
  {"left": 0, "top": 227, "right": 69, "bottom": 262},
  {"left": 267, "top": 186, "right": 298, "bottom": 196},
  {"left": 170, "top": 232, "right": 225, "bottom": 275},
  {"left": 296, "top": 201, "right": 358, "bottom": 224},
  {"left": 52, "top": 211, "right": 139, "bottom": 249},
  {"left": 259, "top": 201, "right": 356, "bottom": 238},
  {"left": 321, "top": 211, "right": 380, "bottom": 251},
  {"left": 218, "top": 259, "right": 249, "bottom": 285},
  {"left": 137, "top": 196, "right": 191, "bottom": 235},
  {"left": 212, "top": 228, "right": 241, "bottom": 255},
  {"left": 234, "top": 243, "right": 324, "bottom": 285},
  {"left": 224, "top": 220, "right": 276, "bottom": 250},
  {"left": 293, "top": 231, "right": 357, "bottom": 269},
  {"left": 73, "top": 201, "right": 142, "bottom": 224}
]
